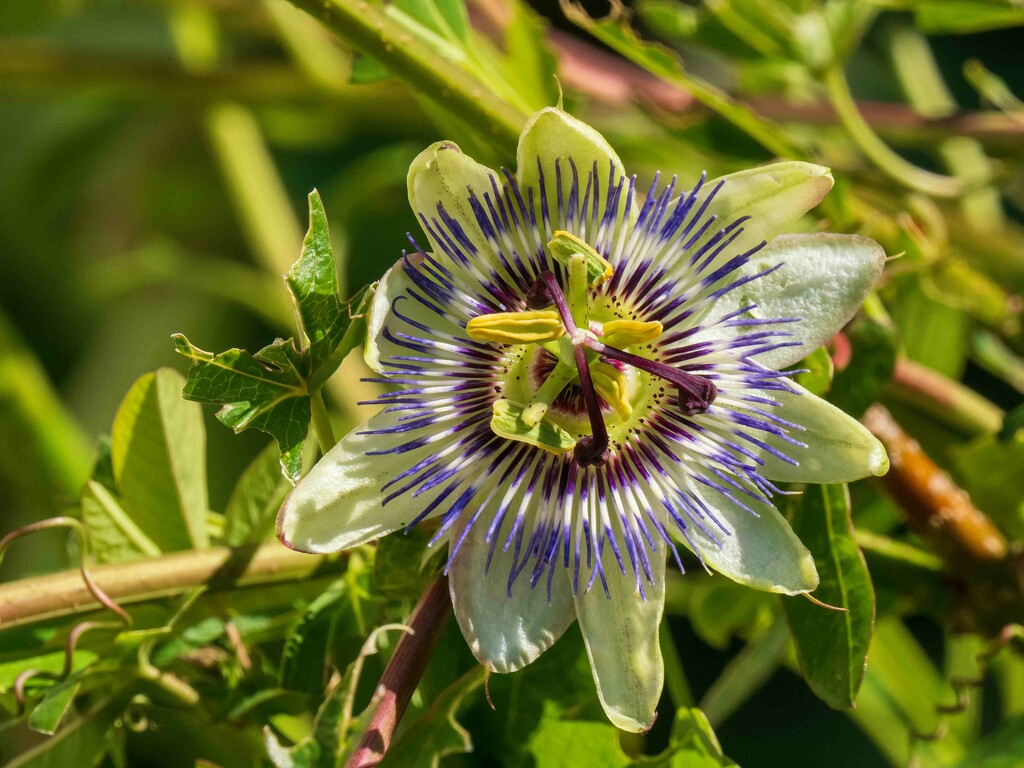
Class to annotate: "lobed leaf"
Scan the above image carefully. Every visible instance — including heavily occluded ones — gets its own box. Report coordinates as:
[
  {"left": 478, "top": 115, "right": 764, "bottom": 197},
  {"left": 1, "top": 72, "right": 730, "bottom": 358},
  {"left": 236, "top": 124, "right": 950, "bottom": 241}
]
[
  {"left": 175, "top": 191, "right": 372, "bottom": 483},
  {"left": 173, "top": 336, "right": 310, "bottom": 484}
]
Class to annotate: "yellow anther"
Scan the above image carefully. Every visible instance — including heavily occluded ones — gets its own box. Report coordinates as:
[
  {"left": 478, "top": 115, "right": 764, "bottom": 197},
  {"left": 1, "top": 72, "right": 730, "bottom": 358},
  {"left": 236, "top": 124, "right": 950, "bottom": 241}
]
[
  {"left": 490, "top": 399, "right": 576, "bottom": 455},
  {"left": 600, "top": 319, "right": 663, "bottom": 347},
  {"left": 548, "top": 230, "right": 614, "bottom": 286},
  {"left": 591, "top": 362, "right": 632, "bottom": 420},
  {"left": 466, "top": 310, "right": 565, "bottom": 344}
]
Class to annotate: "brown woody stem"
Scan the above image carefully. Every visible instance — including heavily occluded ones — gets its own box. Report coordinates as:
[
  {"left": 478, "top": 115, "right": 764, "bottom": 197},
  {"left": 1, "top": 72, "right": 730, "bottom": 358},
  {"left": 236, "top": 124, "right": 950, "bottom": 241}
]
[
  {"left": 863, "top": 405, "right": 1007, "bottom": 563},
  {"left": 344, "top": 575, "right": 452, "bottom": 768},
  {"left": 0, "top": 542, "right": 345, "bottom": 630}
]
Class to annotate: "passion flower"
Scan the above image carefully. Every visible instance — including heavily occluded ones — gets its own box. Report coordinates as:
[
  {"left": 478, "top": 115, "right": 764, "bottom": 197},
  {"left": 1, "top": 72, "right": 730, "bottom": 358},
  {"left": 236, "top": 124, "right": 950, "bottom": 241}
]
[{"left": 278, "top": 108, "right": 888, "bottom": 731}]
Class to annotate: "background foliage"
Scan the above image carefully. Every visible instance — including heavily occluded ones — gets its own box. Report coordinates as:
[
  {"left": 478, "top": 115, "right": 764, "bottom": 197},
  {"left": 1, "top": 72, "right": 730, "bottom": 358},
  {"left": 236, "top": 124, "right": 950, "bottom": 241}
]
[{"left": 2, "top": 0, "right": 1023, "bottom": 766}]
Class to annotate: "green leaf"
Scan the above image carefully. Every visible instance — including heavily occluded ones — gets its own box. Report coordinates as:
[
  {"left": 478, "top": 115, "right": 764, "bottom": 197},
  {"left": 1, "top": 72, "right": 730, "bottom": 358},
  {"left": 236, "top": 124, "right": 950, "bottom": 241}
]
[
  {"left": 953, "top": 713, "right": 1024, "bottom": 767},
  {"left": 8, "top": 698, "right": 118, "bottom": 768},
  {"left": 287, "top": 191, "right": 372, "bottom": 391},
  {"left": 684, "top": 578, "right": 776, "bottom": 650},
  {"left": 110, "top": 368, "right": 209, "bottom": 551},
  {"left": 379, "top": 666, "right": 485, "bottom": 768},
  {"left": 0, "top": 650, "right": 98, "bottom": 695},
  {"left": 265, "top": 727, "right": 321, "bottom": 768},
  {"left": 27, "top": 679, "right": 81, "bottom": 736},
  {"left": 391, "top": 0, "right": 470, "bottom": 45},
  {"left": 81, "top": 479, "right": 161, "bottom": 563},
  {"left": 222, "top": 441, "right": 296, "bottom": 546},
  {"left": 173, "top": 335, "right": 311, "bottom": 484},
  {"left": 783, "top": 484, "right": 875, "bottom": 710},
  {"left": 913, "top": 1, "right": 1024, "bottom": 34},
  {"left": 661, "top": 708, "right": 738, "bottom": 767},
  {"left": 372, "top": 524, "right": 440, "bottom": 599},
  {"left": 891, "top": 278, "right": 968, "bottom": 379},
  {"left": 951, "top": 434, "right": 1024, "bottom": 539},
  {"left": 852, "top": 618, "right": 965, "bottom": 766},
  {"left": 793, "top": 346, "right": 833, "bottom": 396},
  {"left": 279, "top": 580, "right": 347, "bottom": 692},
  {"left": 527, "top": 703, "right": 631, "bottom": 768}
]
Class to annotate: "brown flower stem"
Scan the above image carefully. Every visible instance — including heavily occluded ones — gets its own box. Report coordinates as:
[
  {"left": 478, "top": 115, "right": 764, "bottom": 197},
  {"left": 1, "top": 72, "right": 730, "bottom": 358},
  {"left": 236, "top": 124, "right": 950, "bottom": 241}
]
[
  {"left": 344, "top": 574, "right": 452, "bottom": 768},
  {"left": 0, "top": 542, "right": 345, "bottom": 630},
  {"left": 864, "top": 407, "right": 1024, "bottom": 636},
  {"left": 863, "top": 405, "right": 1007, "bottom": 564},
  {"left": 887, "top": 358, "right": 1004, "bottom": 438}
]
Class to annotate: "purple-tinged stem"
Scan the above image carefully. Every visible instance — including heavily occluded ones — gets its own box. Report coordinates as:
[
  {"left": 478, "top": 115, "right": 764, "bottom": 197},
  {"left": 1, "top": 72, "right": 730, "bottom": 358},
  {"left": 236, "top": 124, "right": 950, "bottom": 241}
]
[
  {"left": 533, "top": 272, "right": 609, "bottom": 466},
  {"left": 537, "top": 271, "right": 579, "bottom": 334},
  {"left": 573, "top": 344, "right": 610, "bottom": 466},
  {"left": 588, "top": 339, "right": 717, "bottom": 414},
  {"left": 345, "top": 574, "right": 452, "bottom": 768}
]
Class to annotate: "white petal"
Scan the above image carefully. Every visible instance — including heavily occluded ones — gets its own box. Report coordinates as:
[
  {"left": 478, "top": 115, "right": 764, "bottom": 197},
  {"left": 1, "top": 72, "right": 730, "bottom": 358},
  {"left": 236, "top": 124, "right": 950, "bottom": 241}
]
[
  {"left": 575, "top": 543, "right": 665, "bottom": 733},
  {"left": 755, "top": 383, "right": 889, "bottom": 483},
  {"left": 277, "top": 407, "right": 458, "bottom": 553},
  {"left": 406, "top": 142, "right": 511, "bottom": 286},
  {"left": 363, "top": 253, "right": 467, "bottom": 374},
  {"left": 701, "top": 162, "right": 834, "bottom": 257},
  {"left": 731, "top": 233, "right": 885, "bottom": 370},
  {"left": 516, "top": 107, "right": 625, "bottom": 195},
  {"left": 407, "top": 141, "right": 500, "bottom": 249},
  {"left": 448, "top": 503, "right": 576, "bottom": 673},
  {"left": 682, "top": 479, "right": 819, "bottom": 595}
]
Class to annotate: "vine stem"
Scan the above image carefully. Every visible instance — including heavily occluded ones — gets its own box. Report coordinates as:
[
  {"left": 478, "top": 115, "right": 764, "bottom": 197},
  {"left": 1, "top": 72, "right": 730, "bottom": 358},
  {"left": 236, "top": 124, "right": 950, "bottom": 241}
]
[
  {"left": 823, "top": 65, "right": 973, "bottom": 199},
  {"left": 887, "top": 358, "right": 1004, "bottom": 437},
  {"left": 310, "top": 390, "right": 338, "bottom": 453},
  {"left": 345, "top": 575, "right": 452, "bottom": 768},
  {"left": 0, "top": 542, "right": 345, "bottom": 629},
  {"left": 285, "top": 0, "right": 526, "bottom": 156}
]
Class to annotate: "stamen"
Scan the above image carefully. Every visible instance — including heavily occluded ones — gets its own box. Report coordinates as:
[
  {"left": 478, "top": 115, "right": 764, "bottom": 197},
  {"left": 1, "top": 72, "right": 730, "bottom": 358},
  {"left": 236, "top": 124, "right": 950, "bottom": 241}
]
[
  {"left": 587, "top": 339, "right": 717, "bottom": 415},
  {"left": 533, "top": 271, "right": 610, "bottom": 467},
  {"left": 466, "top": 310, "right": 565, "bottom": 344},
  {"left": 567, "top": 253, "right": 589, "bottom": 329}
]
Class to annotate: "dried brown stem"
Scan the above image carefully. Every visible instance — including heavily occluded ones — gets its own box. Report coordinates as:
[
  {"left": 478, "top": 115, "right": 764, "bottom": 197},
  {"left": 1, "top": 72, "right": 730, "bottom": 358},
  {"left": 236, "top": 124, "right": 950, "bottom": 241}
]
[
  {"left": 344, "top": 575, "right": 452, "bottom": 768},
  {"left": 863, "top": 404, "right": 1007, "bottom": 564}
]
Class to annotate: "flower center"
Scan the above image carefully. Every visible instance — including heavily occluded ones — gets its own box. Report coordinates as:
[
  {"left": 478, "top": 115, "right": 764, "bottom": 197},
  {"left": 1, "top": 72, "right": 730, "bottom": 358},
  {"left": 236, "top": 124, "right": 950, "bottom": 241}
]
[{"left": 466, "top": 231, "right": 717, "bottom": 467}]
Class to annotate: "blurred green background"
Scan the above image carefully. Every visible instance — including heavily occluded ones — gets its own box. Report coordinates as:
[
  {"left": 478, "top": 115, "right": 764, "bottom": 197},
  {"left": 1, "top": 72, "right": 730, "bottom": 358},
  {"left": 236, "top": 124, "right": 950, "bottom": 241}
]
[{"left": 2, "top": 0, "right": 1024, "bottom": 766}]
